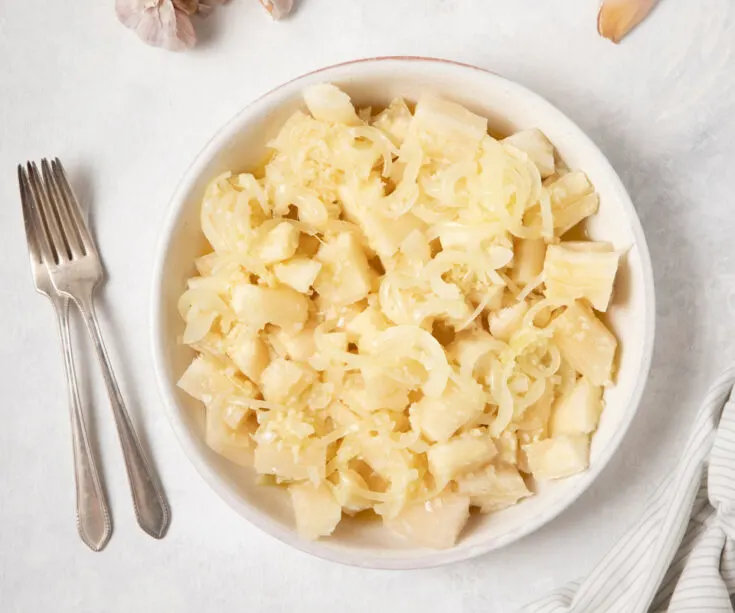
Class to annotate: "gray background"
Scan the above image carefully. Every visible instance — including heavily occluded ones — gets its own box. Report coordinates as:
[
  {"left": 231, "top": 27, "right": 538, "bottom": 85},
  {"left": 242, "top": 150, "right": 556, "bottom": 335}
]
[{"left": 1, "top": 0, "right": 733, "bottom": 611}]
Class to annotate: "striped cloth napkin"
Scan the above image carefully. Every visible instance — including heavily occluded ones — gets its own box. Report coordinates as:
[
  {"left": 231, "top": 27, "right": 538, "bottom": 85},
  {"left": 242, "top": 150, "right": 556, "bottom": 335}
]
[{"left": 521, "top": 366, "right": 735, "bottom": 613}]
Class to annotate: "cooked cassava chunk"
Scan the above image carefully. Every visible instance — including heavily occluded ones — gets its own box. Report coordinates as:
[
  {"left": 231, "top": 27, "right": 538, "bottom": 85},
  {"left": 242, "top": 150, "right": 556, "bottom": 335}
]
[
  {"left": 274, "top": 257, "right": 322, "bottom": 294},
  {"left": 409, "top": 378, "right": 486, "bottom": 442},
  {"left": 553, "top": 301, "right": 617, "bottom": 386},
  {"left": 456, "top": 463, "right": 531, "bottom": 512},
  {"left": 550, "top": 377, "right": 603, "bottom": 436},
  {"left": 384, "top": 492, "right": 471, "bottom": 549},
  {"left": 289, "top": 481, "right": 342, "bottom": 540},
  {"left": 544, "top": 243, "right": 620, "bottom": 312},
  {"left": 503, "top": 128, "right": 556, "bottom": 178},
  {"left": 427, "top": 432, "right": 497, "bottom": 485},
  {"left": 546, "top": 171, "right": 599, "bottom": 235},
  {"left": 232, "top": 284, "right": 309, "bottom": 331},
  {"left": 522, "top": 434, "right": 590, "bottom": 481}
]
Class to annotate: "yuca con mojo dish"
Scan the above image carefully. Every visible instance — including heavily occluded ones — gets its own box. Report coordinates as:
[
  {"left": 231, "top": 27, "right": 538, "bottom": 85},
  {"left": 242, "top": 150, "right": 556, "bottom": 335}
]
[{"left": 176, "top": 83, "right": 621, "bottom": 549}]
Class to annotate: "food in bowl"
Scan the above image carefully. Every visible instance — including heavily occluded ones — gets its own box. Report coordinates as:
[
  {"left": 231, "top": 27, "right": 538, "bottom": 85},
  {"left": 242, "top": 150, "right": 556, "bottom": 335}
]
[{"left": 175, "top": 83, "right": 621, "bottom": 549}]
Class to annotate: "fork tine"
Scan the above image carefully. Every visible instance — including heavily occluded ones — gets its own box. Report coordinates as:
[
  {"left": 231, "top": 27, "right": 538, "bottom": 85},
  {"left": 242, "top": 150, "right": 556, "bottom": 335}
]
[
  {"left": 19, "top": 164, "right": 55, "bottom": 267},
  {"left": 50, "top": 159, "right": 97, "bottom": 257},
  {"left": 27, "top": 161, "right": 68, "bottom": 264},
  {"left": 18, "top": 165, "right": 42, "bottom": 266},
  {"left": 42, "top": 159, "right": 85, "bottom": 258}
]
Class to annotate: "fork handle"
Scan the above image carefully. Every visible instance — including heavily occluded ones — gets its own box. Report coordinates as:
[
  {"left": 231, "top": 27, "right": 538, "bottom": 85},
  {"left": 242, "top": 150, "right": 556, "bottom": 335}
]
[
  {"left": 53, "top": 297, "right": 112, "bottom": 551},
  {"left": 73, "top": 294, "right": 170, "bottom": 539}
]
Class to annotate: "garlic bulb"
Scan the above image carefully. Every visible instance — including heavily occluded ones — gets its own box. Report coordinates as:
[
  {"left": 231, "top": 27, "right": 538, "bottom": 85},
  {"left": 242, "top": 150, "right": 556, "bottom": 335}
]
[
  {"left": 116, "top": 0, "right": 196, "bottom": 51},
  {"left": 117, "top": 0, "right": 289, "bottom": 51},
  {"left": 259, "top": 0, "right": 294, "bottom": 20},
  {"left": 598, "top": 0, "right": 658, "bottom": 43}
]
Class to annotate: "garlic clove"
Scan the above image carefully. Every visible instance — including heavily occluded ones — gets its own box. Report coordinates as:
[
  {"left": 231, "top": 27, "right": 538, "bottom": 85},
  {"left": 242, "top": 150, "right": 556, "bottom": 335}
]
[
  {"left": 597, "top": 0, "right": 658, "bottom": 44},
  {"left": 259, "top": 0, "right": 294, "bottom": 20}
]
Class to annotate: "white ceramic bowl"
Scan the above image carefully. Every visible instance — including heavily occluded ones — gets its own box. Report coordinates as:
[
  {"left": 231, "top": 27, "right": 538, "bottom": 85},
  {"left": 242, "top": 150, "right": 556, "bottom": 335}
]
[{"left": 151, "top": 57, "right": 655, "bottom": 569}]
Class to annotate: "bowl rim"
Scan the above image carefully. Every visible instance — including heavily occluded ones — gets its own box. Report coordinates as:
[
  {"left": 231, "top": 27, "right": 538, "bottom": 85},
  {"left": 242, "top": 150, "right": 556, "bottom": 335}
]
[{"left": 150, "top": 55, "right": 656, "bottom": 570}]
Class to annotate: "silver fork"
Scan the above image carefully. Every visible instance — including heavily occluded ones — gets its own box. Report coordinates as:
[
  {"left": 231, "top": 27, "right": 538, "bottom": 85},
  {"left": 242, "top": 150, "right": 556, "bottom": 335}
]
[
  {"left": 18, "top": 166, "right": 112, "bottom": 552},
  {"left": 19, "top": 159, "right": 170, "bottom": 539}
]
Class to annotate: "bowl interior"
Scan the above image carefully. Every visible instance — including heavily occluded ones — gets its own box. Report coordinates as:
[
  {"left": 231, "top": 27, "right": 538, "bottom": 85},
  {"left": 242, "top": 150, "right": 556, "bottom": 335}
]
[{"left": 153, "top": 58, "right": 654, "bottom": 569}]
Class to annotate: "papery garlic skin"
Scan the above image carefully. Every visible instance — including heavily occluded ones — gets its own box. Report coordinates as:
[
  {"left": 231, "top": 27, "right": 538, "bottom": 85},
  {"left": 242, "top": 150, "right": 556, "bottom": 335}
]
[
  {"left": 172, "top": 0, "right": 199, "bottom": 15},
  {"left": 198, "top": 0, "right": 229, "bottom": 18},
  {"left": 259, "top": 0, "right": 294, "bottom": 20},
  {"left": 116, "top": 0, "right": 196, "bottom": 51},
  {"left": 598, "top": 0, "right": 658, "bottom": 43}
]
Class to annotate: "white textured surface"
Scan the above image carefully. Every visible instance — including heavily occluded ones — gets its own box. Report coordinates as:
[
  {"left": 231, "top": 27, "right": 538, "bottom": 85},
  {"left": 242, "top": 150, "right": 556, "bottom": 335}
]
[{"left": 0, "top": 0, "right": 734, "bottom": 611}]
